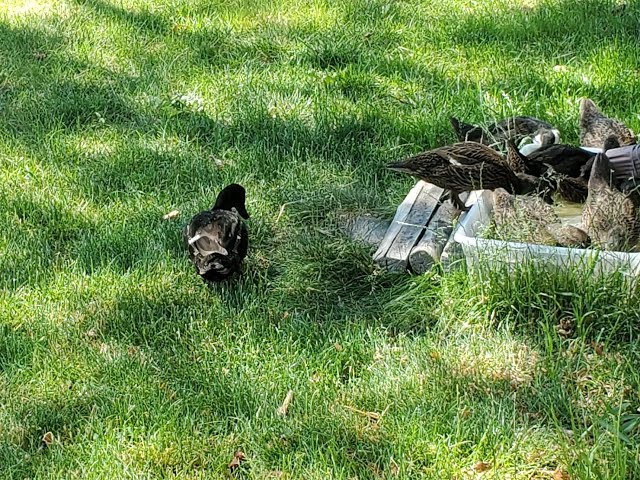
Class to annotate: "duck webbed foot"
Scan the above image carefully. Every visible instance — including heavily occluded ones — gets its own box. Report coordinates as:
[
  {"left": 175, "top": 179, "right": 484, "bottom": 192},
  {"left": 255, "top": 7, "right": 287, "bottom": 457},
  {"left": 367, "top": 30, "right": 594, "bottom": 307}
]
[{"left": 449, "top": 190, "right": 469, "bottom": 211}]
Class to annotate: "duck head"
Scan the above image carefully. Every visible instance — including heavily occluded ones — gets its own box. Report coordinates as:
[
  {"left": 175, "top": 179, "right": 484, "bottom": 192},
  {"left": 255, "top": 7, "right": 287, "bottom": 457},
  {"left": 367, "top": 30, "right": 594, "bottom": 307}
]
[
  {"left": 588, "top": 152, "right": 615, "bottom": 188},
  {"left": 387, "top": 154, "right": 439, "bottom": 177},
  {"left": 213, "top": 183, "right": 250, "bottom": 219},
  {"left": 580, "top": 98, "right": 600, "bottom": 120},
  {"left": 514, "top": 171, "right": 555, "bottom": 204},
  {"left": 534, "top": 128, "right": 561, "bottom": 146}
]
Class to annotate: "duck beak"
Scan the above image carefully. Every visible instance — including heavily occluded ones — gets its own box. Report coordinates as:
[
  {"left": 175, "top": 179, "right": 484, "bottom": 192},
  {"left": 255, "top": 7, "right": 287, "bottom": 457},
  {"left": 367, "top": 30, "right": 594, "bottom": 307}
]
[{"left": 386, "top": 161, "right": 414, "bottom": 174}]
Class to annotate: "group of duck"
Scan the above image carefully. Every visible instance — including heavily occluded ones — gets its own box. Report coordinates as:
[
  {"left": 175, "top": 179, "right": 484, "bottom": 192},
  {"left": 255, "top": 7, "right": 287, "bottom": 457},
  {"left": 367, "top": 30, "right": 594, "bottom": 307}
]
[
  {"left": 183, "top": 98, "right": 638, "bottom": 283},
  {"left": 387, "top": 98, "right": 639, "bottom": 252}
]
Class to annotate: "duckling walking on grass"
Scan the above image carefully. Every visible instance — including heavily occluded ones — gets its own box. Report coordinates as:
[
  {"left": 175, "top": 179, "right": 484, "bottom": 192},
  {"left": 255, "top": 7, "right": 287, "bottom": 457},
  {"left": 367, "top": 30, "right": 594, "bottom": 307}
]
[
  {"left": 184, "top": 184, "right": 250, "bottom": 282},
  {"left": 387, "top": 142, "right": 540, "bottom": 211},
  {"left": 579, "top": 98, "right": 636, "bottom": 148}
]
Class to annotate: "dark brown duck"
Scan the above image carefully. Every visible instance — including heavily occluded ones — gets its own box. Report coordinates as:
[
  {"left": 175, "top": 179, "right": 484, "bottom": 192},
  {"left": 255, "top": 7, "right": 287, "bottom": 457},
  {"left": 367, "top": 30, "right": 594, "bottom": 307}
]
[
  {"left": 582, "top": 150, "right": 638, "bottom": 251},
  {"left": 387, "top": 142, "right": 540, "bottom": 210},
  {"left": 450, "top": 116, "right": 559, "bottom": 148},
  {"left": 184, "top": 184, "right": 250, "bottom": 282}
]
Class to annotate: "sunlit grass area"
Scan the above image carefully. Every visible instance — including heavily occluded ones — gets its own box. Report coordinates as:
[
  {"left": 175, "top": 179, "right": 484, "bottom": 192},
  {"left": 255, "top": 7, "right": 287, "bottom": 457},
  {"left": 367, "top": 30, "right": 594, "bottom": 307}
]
[{"left": 1, "top": 0, "right": 640, "bottom": 478}]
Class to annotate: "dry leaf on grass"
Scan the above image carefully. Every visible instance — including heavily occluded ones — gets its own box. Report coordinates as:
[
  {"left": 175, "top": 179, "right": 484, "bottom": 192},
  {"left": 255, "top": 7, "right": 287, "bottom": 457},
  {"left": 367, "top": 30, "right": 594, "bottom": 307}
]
[
  {"left": 343, "top": 404, "right": 390, "bottom": 423},
  {"left": 474, "top": 461, "right": 491, "bottom": 472},
  {"left": 368, "top": 462, "right": 383, "bottom": 479},
  {"left": 41, "top": 432, "right": 54, "bottom": 448},
  {"left": 33, "top": 52, "right": 47, "bottom": 60},
  {"left": 277, "top": 390, "right": 294, "bottom": 417},
  {"left": 209, "top": 155, "right": 225, "bottom": 167},
  {"left": 389, "top": 457, "right": 399, "bottom": 477},
  {"left": 459, "top": 407, "right": 471, "bottom": 419},
  {"left": 228, "top": 449, "right": 246, "bottom": 473},
  {"left": 334, "top": 343, "right": 343, "bottom": 352},
  {"left": 591, "top": 341, "right": 604, "bottom": 356},
  {"left": 553, "top": 468, "right": 570, "bottom": 480},
  {"left": 162, "top": 210, "right": 180, "bottom": 220}
]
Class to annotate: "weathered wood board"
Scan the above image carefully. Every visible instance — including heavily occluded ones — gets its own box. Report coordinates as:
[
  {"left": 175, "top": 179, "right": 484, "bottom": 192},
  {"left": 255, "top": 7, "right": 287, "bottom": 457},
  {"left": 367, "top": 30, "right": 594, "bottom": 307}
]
[
  {"left": 340, "top": 214, "right": 391, "bottom": 248},
  {"left": 408, "top": 192, "right": 468, "bottom": 274},
  {"left": 440, "top": 190, "right": 484, "bottom": 271},
  {"left": 373, "top": 181, "right": 445, "bottom": 272}
]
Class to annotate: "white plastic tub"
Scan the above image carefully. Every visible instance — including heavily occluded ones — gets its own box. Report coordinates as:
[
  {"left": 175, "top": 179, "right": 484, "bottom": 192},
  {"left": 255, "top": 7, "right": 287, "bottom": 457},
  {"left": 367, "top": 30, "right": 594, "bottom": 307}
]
[{"left": 452, "top": 190, "right": 640, "bottom": 278}]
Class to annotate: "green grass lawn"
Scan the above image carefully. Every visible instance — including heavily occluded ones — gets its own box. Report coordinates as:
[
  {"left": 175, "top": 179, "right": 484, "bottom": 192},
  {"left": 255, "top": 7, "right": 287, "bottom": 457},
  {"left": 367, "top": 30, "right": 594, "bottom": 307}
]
[{"left": 1, "top": 0, "right": 640, "bottom": 478}]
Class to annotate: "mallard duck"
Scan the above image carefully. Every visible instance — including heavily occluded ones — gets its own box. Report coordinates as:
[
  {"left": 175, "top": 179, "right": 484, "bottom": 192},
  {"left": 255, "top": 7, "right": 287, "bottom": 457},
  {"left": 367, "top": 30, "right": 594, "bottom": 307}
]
[
  {"left": 553, "top": 174, "right": 589, "bottom": 204},
  {"left": 450, "top": 116, "right": 560, "bottom": 149},
  {"left": 620, "top": 177, "right": 640, "bottom": 207},
  {"left": 504, "top": 139, "right": 528, "bottom": 173},
  {"left": 493, "top": 189, "right": 590, "bottom": 247},
  {"left": 579, "top": 98, "right": 636, "bottom": 148},
  {"left": 525, "top": 144, "right": 595, "bottom": 178},
  {"left": 504, "top": 141, "right": 555, "bottom": 203},
  {"left": 580, "top": 135, "right": 621, "bottom": 183},
  {"left": 387, "top": 142, "right": 539, "bottom": 210},
  {"left": 552, "top": 225, "right": 591, "bottom": 248},
  {"left": 562, "top": 136, "right": 623, "bottom": 204},
  {"left": 183, "top": 183, "right": 249, "bottom": 282},
  {"left": 582, "top": 150, "right": 638, "bottom": 251}
]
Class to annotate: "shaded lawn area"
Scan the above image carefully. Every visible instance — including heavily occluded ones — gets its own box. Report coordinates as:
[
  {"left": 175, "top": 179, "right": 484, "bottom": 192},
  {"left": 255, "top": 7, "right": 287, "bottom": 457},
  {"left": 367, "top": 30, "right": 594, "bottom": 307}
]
[{"left": 1, "top": 0, "right": 640, "bottom": 478}]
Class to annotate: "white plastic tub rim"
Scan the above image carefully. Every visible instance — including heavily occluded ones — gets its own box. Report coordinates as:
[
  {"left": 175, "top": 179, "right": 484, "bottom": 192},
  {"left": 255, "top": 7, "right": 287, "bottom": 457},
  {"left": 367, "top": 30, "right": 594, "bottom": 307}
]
[{"left": 452, "top": 190, "right": 640, "bottom": 279}]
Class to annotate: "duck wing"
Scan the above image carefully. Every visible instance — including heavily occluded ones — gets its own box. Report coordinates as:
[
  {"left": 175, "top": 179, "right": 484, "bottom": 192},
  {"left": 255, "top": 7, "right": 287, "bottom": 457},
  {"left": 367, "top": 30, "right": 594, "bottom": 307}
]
[
  {"left": 527, "top": 144, "right": 595, "bottom": 177},
  {"left": 494, "top": 116, "right": 553, "bottom": 135},
  {"left": 184, "top": 210, "right": 247, "bottom": 280},
  {"left": 438, "top": 142, "right": 507, "bottom": 167}
]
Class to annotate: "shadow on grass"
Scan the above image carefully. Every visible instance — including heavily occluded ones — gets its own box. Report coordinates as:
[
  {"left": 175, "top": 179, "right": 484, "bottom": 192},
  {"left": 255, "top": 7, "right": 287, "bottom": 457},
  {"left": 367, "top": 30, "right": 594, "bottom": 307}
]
[{"left": 2, "top": 1, "right": 640, "bottom": 476}]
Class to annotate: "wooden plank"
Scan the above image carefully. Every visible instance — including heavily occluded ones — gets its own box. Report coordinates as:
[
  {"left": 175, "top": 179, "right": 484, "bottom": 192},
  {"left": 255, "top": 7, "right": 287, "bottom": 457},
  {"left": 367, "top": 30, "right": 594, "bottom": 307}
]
[
  {"left": 408, "top": 193, "right": 468, "bottom": 274},
  {"left": 340, "top": 214, "right": 391, "bottom": 248},
  {"left": 441, "top": 190, "right": 483, "bottom": 271},
  {"left": 373, "top": 181, "right": 444, "bottom": 272}
]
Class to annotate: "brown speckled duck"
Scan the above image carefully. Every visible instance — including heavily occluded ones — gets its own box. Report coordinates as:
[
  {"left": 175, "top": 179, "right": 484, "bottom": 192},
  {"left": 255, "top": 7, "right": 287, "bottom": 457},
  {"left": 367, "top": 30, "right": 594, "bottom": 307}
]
[
  {"left": 450, "top": 116, "right": 560, "bottom": 149},
  {"left": 582, "top": 147, "right": 638, "bottom": 251},
  {"left": 387, "top": 142, "right": 540, "bottom": 210},
  {"left": 493, "top": 188, "right": 589, "bottom": 247},
  {"left": 579, "top": 98, "right": 636, "bottom": 147}
]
